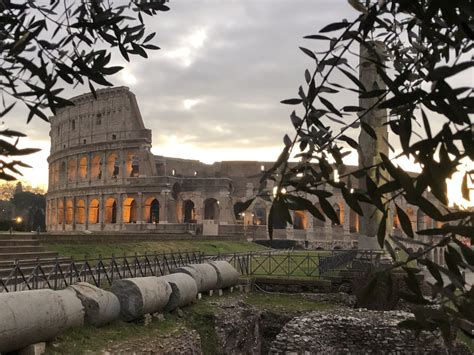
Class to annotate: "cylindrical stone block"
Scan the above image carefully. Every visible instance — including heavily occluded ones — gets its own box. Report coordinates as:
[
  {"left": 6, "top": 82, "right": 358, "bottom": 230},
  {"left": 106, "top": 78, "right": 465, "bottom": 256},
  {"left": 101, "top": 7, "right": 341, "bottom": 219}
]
[
  {"left": 69, "top": 282, "right": 120, "bottom": 326},
  {"left": 111, "top": 276, "right": 172, "bottom": 321},
  {"left": 208, "top": 261, "right": 240, "bottom": 289},
  {"left": 173, "top": 263, "right": 219, "bottom": 292},
  {"left": 160, "top": 273, "right": 198, "bottom": 311},
  {"left": 0, "top": 289, "right": 84, "bottom": 353}
]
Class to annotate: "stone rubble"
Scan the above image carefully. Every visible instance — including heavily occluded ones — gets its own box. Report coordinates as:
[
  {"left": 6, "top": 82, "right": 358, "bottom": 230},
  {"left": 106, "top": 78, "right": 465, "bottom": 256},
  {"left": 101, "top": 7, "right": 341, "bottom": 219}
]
[{"left": 269, "top": 309, "right": 471, "bottom": 354}]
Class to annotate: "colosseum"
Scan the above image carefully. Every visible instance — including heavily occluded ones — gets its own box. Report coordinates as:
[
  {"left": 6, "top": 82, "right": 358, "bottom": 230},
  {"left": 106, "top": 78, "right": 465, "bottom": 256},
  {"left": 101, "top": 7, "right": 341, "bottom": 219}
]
[{"left": 45, "top": 86, "right": 447, "bottom": 260}]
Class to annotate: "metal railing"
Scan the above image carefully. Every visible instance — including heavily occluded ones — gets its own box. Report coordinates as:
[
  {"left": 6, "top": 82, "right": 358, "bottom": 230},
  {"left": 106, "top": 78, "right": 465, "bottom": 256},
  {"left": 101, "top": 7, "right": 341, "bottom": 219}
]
[
  {"left": 0, "top": 251, "right": 204, "bottom": 292},
  {"left": 217, "top": 250, "right": 357, "bottom": 278},
  {"left": 0, "top": 249, "right": 359, "bottom": 292}
]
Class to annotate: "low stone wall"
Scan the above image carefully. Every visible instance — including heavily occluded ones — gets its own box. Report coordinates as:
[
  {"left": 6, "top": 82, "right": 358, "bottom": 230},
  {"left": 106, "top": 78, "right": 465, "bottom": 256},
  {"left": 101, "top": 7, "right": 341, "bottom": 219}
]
[
  {"left": 270, "top": 309, "right": 471, "bottom": 354},
  {"left": 38, "top": 233, "right": 245, "bottom": 244}
]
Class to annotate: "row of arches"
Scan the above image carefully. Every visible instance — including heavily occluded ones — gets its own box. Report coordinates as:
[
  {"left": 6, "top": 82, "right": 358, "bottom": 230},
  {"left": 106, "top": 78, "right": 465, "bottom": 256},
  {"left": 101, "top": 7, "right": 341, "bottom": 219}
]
[
  {"left": 49, "top": 151, "right": 141, "bottom": 187},
  {"left": 49, "top": 197, "right": 161, "bottom": 225},
  {"left": 47, "top": 197, "right": 222, "bottom": 228}
]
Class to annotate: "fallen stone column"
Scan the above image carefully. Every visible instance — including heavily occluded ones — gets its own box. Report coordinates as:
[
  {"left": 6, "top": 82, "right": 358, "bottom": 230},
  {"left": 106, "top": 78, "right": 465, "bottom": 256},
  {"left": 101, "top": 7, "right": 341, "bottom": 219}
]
[
  {"left": 173, "top": 263, "right": 219, "bottom": 292},
  {"left": 0, "top": 288, "right": 84, "bottom": 353},
  {"left": 69, "top": 282, "right": 120, "bottom": 326},
  {"left": 111, "top": 276, "right": 172, "bottom": 321},
  {"left": 160, "top": 273, "right": 198, "bottom": 311},
  {"left": 208, "top": 261, "right": 240, "bottom": 289}
]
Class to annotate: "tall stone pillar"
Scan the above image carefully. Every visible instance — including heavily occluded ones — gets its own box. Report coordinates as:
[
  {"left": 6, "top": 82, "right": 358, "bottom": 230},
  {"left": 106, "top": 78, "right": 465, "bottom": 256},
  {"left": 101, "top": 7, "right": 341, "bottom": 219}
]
[
  {"left": 117, "top": 194, "right": 123, "bottom": 230},
  {"left": 137, "top": 192, "right": 143, "bottom": 223},
  {"left": 160, "top": 190, "right": 169, "bottom": 223},
  {"left": 357, "top": 41, "right": 390, "bottom": 250},
  {"left": 85, "top": 195, "right": 89, "bottom": 230},
  {"left": 99, "top": 193, "right": 105, "bottom": 230}
]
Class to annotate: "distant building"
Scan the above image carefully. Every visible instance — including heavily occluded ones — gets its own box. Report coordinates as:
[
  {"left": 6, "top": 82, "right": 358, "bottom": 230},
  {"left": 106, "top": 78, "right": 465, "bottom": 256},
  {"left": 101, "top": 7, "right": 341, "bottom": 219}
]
[{"left": 45, "top": 87, "right": 446, "bottom": 262}]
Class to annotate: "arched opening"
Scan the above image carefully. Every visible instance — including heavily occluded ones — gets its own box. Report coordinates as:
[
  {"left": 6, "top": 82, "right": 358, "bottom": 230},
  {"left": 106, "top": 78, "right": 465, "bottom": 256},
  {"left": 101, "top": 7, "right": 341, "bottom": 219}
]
[
  {"left": 204, "top": 198, "right": 219, "bottom": 220},
  {"left": 253, "top": 203, "right": 267, "bottom": 225},
  {"left": 333, "top": 203, "right": 343, "bottom": 226},
  {"left": 393, "top": 213, "right": 400, "bottom": 229},
  {"left": 183, "top": 200, "right": 196, "bottom": 223},
  {"left": 234, "top": 202, "right": 245, "bottom": 220},
  {"left": 67, "top": 160, "right": 76, "bottom": 182},
  {"left": 91, "top": 155, "right": 102, "bottom": 179},
  {"left": 105, "top": 198, "right": 117, "bottom": 224},
  {"left": 57, "top": 200, "right": 64, "bottom": 225},
  {"left": 76, "top": 199, "right": 85, "bottom": 224},
  {"left": 89, "top": 199, "right": 100, "bottom": 224},
  {"left": 51, "top": 204, "right": 57, "bottom": 225},
  {"left": 123, "top": 198, "right": 137, "bottom": 223},
  {"left": 316, "top": 247, "right": 324, "bottom": 251},
  {"left": 60, "top": 161, "right": 66, "bottom": 182},
  {"left": 349, "top": 209, "right": 360, "bottom": 233},
  {"left": 416, "top": 209, "right": 425, "bottom": 231},
  {"left": 333, "top": 245, "right": 342, "bottom": 250},
  {"left": 107, "top": 153, "right": 120, "bottom": 178},
  {"left": 144, "top": 198, "right": 160, "bottom": 223},
  {"left": 65, "top": 199, "right": 73, "bottom": 224},
  {"left": 79, "top": 157, "right": 88, "bottom": 179},
  {"left": 293, "top": 210, "right": 307, "bottom": 230}
]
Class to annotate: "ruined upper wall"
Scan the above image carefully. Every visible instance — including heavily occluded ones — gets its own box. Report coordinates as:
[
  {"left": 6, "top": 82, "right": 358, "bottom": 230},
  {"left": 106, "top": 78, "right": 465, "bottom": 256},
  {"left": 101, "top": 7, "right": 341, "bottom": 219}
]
[{"left": 49, "top": 86, "right": 151, "bottom": 154}]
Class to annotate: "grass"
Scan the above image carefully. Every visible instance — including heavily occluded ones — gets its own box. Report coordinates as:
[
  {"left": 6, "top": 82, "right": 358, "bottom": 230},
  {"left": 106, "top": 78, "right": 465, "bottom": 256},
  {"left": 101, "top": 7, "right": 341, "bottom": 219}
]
[
  {"left": 458, "top": 331, "right": 474, "bottom": 353},
  {"left": 45, "top": 291, "right": 335, "bottom": 354},
  {"left": 43, "top": 240, "right": 268, "bottom": 260},
  {"left": 244, "top": 292, "right": 335, "bottom": 313},
  {"left": 45, "top": 317, "right": 179, "bottom": 354}
]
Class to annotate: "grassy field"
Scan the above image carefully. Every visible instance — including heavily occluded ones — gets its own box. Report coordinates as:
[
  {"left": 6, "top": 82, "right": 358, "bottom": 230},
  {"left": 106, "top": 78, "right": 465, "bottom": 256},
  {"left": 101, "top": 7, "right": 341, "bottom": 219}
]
[
  {"left": 43, "top": 240, "right": 268, "bottom": 260},
  {"left": 45, "top": 291, "right": 334, "bottom": 354}
]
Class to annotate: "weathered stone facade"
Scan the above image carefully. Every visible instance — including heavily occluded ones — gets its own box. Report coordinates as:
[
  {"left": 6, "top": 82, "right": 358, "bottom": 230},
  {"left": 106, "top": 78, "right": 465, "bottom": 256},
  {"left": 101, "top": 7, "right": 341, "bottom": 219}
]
[{"left": 45, "top": 87, "right": 447, "bottom": 263}]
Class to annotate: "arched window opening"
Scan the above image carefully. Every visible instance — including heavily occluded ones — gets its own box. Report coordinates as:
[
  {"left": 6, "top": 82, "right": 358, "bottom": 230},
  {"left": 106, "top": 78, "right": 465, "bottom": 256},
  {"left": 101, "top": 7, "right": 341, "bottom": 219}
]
[
  {"left": 131, "top": 156, "right": 140, "bottom": 177},
  {"left": 105, "top": 198, "right": 117, "bottom": 224},
  {"left": 51, "top": 205, "right": 57, "bottom": 225},
  {"left": 234, "top": 202, "right": 245, "bottom": 221},
  {"left": 65, "top": 199, "right": 73, "bottom": 224},
  {"left": 107, "top": 153, "right": 120, "bottom": 178},
  {"left": 79, "top": 157, "right": 88, "bottom": 179},
  {"left": 204, "top": 198, "right": 219, "bottom": 220},
  {"left": 253, "top": 203, "right": 267, "bottom": 225},
  {"left": 89, "top": 199, "right": 100, "bottom": 224},
  {"left": 123, "top": 198, "right": 137, "bottom": 223},
  {"left": 91, "top": 155, "right": 102, "bottom": 179},
  {"left": 183, "top": 200, "right": 196, "bottom": 223},
  {"left": 294, "top": 210, "right": 307, "bottom": 230},
  {"left": 60, "top": 161, "right": 66, "bottom": 182},
  {"left": 76, "top": 199, "right": 85, "bottom": 224},
  {"left": 393, "top": 213, "right": 400, "bottom": 229},
  {"left": 68, "top": 160, "right": 77, "bottom": 182},
  {"left": 144, "top": 197, "right": 160, "bottom": 223},
  {"left": 150, "top": 199, "right": 159, "bottom": 223},
  {"left": 333, "top": 203, "right": 343, "bottom": 226},
  {"left": 58, "top": 200, "right": 64, "bottom": 225},
  {"left": 350, "top": 209, "right": 360, "bottom": 233}
]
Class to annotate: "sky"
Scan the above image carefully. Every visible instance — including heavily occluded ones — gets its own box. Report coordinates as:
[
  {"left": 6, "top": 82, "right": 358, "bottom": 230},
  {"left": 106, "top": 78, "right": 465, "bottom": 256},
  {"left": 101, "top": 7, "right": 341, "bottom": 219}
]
[{"left": 2, "top": 0, "right": 472, "bottom": 207}]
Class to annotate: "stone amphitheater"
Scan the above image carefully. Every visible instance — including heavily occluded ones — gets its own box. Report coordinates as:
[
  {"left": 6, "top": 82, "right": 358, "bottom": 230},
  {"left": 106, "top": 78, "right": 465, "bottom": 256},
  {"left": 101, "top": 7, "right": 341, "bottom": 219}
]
[{"left": 44, "top": 85, "right": 448, "bottom": 262}]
